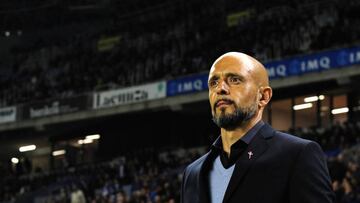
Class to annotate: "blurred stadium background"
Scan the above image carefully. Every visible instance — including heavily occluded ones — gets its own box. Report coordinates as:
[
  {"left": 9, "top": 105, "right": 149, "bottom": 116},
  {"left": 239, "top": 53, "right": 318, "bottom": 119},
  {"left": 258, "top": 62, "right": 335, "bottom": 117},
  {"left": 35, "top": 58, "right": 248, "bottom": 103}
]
[{"left": 0, "top": 0, "right": 360, "bottom": 202}]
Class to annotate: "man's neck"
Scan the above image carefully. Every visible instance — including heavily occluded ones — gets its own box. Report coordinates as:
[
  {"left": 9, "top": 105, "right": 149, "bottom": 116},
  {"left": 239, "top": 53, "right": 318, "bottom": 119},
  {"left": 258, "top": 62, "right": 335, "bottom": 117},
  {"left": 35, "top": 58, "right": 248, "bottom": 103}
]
[{"left": 221, "top": 116, "right": 262, "bottom": 156}]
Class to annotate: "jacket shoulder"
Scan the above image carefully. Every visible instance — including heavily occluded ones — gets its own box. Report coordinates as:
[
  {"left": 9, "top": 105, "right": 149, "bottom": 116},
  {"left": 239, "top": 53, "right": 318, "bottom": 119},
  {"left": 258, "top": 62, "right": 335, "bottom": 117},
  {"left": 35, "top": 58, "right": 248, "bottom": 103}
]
[
  {"left": 260, "top": 123, "right": 312, "bottom": 146},
  {"left": 273, "top": 131, "right": 312, "bottom": 145},
  {"left": 263, "top": 127, "right": 324, "bottom": 159},
  {"left": 185, "top": 151, "right": 210, "bottom": 173}
]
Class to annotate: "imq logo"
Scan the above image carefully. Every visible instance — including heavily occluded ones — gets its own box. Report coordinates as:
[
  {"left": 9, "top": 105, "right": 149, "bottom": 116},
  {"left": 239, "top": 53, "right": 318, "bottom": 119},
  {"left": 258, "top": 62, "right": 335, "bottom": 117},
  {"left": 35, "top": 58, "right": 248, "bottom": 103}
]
[{"left": 176, "top": 79, "right": 204, "bottom": 93}]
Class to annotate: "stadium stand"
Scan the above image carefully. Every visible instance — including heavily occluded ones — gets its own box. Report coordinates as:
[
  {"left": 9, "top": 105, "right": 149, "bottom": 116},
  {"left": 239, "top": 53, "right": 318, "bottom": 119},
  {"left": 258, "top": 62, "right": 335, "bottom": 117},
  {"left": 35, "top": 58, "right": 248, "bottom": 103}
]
[
  {"left": 1, "top": 0, "right": 360, "bottom": 202},
  {"left": 0, "top": 0, "right": 359, "bottom": 107}
]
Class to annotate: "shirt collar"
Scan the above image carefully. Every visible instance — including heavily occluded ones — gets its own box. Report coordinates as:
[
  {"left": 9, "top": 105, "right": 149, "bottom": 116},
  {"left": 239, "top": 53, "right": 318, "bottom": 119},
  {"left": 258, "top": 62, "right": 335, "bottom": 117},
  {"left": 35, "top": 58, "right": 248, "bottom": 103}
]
[
  {"left": 212, "top": 120, "right": 265, "bottom": 149},
  {"left": 211, "top": 120, "right": 265, "bottom": 168}
]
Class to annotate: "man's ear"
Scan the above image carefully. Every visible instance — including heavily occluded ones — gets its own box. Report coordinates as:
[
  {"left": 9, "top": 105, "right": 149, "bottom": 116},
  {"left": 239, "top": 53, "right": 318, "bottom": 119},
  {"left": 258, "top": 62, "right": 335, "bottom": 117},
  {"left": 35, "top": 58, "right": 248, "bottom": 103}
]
[{"left": 259, "top": 86, "right": 272, "bottom": 107}]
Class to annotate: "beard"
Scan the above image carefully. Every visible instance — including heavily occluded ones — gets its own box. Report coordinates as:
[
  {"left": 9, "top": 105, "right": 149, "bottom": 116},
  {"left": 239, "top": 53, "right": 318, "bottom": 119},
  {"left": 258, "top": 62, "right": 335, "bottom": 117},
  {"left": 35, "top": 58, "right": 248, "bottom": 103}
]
[{"left": 212, "top": 102, "right": 257, "bottom": 130}]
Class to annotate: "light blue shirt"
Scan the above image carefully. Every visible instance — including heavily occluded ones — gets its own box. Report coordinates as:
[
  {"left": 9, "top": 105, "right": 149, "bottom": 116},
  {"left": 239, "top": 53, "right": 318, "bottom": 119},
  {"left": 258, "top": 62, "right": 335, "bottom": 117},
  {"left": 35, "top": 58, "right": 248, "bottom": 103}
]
[{"left": 209, "top": 156, "right": 235, "bottom": 203}]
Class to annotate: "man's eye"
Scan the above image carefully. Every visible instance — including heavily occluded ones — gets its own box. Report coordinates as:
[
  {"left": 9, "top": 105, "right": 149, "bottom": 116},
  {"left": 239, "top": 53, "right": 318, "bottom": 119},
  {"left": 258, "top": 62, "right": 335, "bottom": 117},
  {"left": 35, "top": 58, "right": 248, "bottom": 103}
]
[
  {"left": 229, "top": 77, "right": 241, "bottom": 83},
  {"left": 209, "top": 80, "right": 218, "bottom": 87}
]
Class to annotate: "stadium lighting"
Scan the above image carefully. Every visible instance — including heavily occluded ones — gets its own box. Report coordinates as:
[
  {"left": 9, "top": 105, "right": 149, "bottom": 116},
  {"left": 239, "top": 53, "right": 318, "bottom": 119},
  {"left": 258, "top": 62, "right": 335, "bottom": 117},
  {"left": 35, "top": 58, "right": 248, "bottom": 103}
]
[
  {"left": 19, "top": 145, "right": 36, "bottom": 152},
  {"left": 52, "top": 150, "right": 66, "bottom": 156},
  {"left": 78, "top": 139, "right": 93, "bottom": 145},
  {"left": 11, "top": 158, "right": 19, "bottom": 164},
  {"left": 331, "top": 107, "right": 349, "bottom": 115},
  {"left": 304, "top": 95, "right": 325, "bottom": 103},
  {"left": 293, "top": 103, "right": 313, "bottom": 111},
  {"left": 83, "top": 139, "right": 93, "bottom": 144},
  {"left": 85, "top": 134, "right": 100, "bottom": 140}
]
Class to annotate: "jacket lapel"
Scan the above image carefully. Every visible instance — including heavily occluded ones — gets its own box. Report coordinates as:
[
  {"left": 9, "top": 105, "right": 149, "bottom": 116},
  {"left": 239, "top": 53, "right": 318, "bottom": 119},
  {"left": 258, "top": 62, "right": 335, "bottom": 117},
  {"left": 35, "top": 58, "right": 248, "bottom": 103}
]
[
  {"left": 222, "top": 124, "right": 274, "bottom": 203},
  {"left": 198, "top": 149, "right": 218, "bottom": 203}
]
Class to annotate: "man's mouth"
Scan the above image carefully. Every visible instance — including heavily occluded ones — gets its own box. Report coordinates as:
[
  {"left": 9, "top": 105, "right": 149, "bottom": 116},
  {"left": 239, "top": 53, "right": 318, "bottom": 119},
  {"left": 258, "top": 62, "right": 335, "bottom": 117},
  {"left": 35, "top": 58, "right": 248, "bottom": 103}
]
[{"left": 215, "top": 99, "right": 233, "bottom": 108}]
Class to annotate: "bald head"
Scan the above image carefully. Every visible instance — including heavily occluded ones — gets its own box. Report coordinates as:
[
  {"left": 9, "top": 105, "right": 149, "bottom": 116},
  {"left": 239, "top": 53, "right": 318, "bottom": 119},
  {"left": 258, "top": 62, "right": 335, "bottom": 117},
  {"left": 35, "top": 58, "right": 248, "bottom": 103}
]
[
  {"left": 211, "top": 52, "right": 269, "bottom": 87},
  {"left": 208, "top": 52, "right": 272, "bottom": 128}
]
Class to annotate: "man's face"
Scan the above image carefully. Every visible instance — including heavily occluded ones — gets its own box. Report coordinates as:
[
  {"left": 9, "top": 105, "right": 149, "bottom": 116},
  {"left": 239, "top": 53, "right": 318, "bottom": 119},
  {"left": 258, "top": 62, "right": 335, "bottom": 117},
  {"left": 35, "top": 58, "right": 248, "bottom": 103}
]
[{"left": 208, "top": 56, "right": 259, "bottom": 129}]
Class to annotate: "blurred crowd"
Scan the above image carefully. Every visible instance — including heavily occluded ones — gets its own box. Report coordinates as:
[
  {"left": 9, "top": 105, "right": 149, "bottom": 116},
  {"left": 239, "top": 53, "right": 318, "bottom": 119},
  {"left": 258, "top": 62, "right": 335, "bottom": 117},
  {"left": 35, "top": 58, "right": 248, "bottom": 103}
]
[
  {"left": 329, "top": 145, "right": 360, "bottom": 203},
  {"left": 292, "top": 121, "right": 360, "bottom": 202},
  {"left": 0, "top": 0, "right": 360, "bottom": 107},
  {"left": 1, "top": 121, "right": 360, "bottom": 203},
  {"left": 0, "top": 148, "right": 204, "bottom": 203},
  {"left": 291, "top": 121, "right": 360, "bottom": 152}
]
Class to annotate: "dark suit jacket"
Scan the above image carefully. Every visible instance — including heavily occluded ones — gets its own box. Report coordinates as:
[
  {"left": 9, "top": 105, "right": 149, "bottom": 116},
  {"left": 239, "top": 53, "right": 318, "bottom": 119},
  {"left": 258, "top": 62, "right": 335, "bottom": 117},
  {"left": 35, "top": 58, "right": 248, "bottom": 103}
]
[{"left": 181, "top": 123, "right": 335, "bottom": 203}]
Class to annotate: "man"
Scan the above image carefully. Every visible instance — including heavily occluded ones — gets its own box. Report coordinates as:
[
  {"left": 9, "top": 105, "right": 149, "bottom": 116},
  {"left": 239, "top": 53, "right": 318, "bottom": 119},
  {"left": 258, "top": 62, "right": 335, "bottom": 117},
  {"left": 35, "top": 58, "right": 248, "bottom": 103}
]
[{"left": 181, "top": 52, "right": 335, "bottom": 203}]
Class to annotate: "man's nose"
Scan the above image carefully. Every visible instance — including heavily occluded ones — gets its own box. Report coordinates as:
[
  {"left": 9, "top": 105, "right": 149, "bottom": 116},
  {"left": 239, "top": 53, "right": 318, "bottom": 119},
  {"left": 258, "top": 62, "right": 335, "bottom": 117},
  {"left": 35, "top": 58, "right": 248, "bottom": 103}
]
[{"left": 216, "top": 81, "right": 230, "bottom": 95}]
